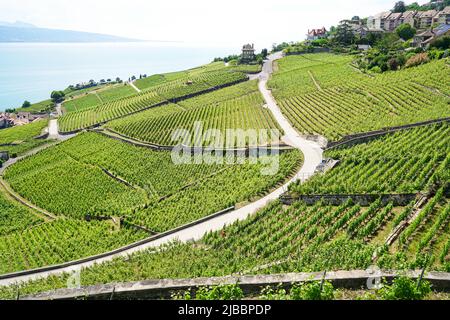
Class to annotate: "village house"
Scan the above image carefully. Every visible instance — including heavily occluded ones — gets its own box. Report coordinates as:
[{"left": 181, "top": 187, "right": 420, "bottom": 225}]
[
  {"left": 367, "top": 12, "right": 392, "bottom": 31},
  {"left": 0, "top": 115, "right": 13, "bottom": 129},
  {"left": 241, "top": 44, "right": 255, "bottom": 62},
  {"left": 386, "top": 12, "right": 403, "bottom": 31},
  {"left": 433, "top": 6, "right": 450, "bottom": 25},
  {"left": 306, "top": 27, "right": 327, "bottom": 40},
  {"left": 399, "top": 10, "right": 418, "bottom": 27},
  {"left": 351, "top": 24, "right": 370, "bottom": 37},
  {"left": 416, "top": 10, "right": 439, "bottom": 29},
  {"left": 412, "top": 23, "right": 450, "bottom": 47},
  {"left": 8, "top": 112, "right": 47, "bottom": 126}
]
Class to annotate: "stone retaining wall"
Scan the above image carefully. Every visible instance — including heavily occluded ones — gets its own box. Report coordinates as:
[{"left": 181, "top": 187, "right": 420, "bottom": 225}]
[
  {"left": 23, "top": 270, "right": 450, "bottom": 300},
  {"left": 285, "top": 47, "right": 331, "bottom": 55}
]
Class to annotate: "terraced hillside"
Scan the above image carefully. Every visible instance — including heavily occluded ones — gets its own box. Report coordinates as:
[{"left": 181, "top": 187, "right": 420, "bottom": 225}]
[
  {"left": 0, "top": 119, "right": 50, "bottom": 156},
  {"left": 1, "top": 120, "right": 447, "bottom": 298},
  {"left": 133, "top": 62, "right": 233, "bottom": 90},
  {"left": 58, "top": 67, "right": 248, "bottom": 133},
  {"left": 0, "top": 53, "right": 448, "bottom": 300},
  {"left": 106, "top": 81, "right": 282, "bottom": 147},
  {"left": 63, "top": 84, "right": 137, "bottom": 113},
  {"left": 0, "top": 189, "right": 43, "bottom": 236},
  {"left": 4, "top": 132, "right": 302, "bottom": 232},
  {"left": 269, "top": 54, "right": 450, "bottom": 141},
  {"left": 291, "top": 123, "right": 449, "bottom": 194}
]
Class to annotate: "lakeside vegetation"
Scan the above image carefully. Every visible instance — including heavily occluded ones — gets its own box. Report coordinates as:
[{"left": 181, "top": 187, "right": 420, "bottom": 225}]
[{"left": 63, "top": 84, "right": 136, "bottom": 113}]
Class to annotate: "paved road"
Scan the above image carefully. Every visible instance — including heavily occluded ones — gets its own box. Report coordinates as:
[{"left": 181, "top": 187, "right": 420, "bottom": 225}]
[
  {"left": 48, "top": 120, "right": 59, "bottom": 139},
  {"left": 0, "top": 52, "right": 324, "bottom": 286},
  {"left": 56, "top": 103, "right": 63, "bottom": 117},
  {"left": 259, "top": 53, "right": 323, "bottom": 175}
]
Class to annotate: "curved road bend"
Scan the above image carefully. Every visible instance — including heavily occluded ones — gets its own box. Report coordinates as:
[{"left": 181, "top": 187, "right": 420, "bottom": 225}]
[{"left": 0, "top": 53, "right": 323, "bottom": 286}]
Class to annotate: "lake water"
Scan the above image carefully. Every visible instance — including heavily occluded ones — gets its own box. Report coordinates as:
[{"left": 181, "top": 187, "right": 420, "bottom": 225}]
[{"left": 0, "top": 42, "right": 235, "bottom": 111}]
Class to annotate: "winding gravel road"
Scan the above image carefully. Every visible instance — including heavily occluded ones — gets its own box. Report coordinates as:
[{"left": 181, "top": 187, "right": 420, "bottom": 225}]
[{"left": 0, "top": 53, "right": 323, "bottom": 286}]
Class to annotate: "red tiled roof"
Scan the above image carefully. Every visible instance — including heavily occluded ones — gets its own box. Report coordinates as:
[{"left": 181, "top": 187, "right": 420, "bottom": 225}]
[{"left": 308, "top": 27, "right": 327, "bottom": 36}]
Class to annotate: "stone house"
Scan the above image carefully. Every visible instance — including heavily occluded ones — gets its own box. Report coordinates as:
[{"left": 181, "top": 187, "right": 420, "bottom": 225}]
[
  {"left": 0, "top": 116, "right": 13, "bottom": 129},
  {"left": 241, "top": 44, "right": 255, "bottom": 62},
  {"left": 412, "top": 23, "right": 450, "bottom": 47}
]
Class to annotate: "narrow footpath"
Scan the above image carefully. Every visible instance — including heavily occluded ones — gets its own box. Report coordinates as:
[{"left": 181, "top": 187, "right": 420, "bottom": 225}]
[{"left": 129, "top": 81, "right": 141, "bottom": 93}]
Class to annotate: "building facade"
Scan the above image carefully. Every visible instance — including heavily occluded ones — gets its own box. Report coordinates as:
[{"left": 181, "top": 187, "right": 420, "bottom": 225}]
[
  {"left": 433, "top": 6, "right": 450, "bottom": 25},
  {"left": 416, "top": 10, "right": 439, "bottom": 29},
  {"left": 386, "top": 12, "right": 403, "bottom": 31},
  {"left": 367, "top": 12, "right": 392, "bottom": 30},
  {"left": 241, "top": 44, "right": 255, "bottom": 62},
  {"left": 399, "top": 10, "right": 417, "bottom": 27},
  {"left": 306, "top": 27, "right": 327, "bottom": 40}
]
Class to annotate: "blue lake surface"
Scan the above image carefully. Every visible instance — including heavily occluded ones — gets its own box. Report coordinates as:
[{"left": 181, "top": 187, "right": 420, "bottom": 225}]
[{"left": 0, "top": 42, "right": 235, "bottom": 110}]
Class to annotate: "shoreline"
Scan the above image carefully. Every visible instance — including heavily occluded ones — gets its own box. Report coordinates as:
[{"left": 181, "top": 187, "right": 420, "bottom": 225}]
[{"left": 0, "top": 43, "right": 236, "bottom": 110}]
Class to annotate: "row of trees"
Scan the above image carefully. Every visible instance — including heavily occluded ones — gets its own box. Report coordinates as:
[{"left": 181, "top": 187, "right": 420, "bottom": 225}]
[{"left": 393, "top": 0, "right": 450, "bottom": 13}]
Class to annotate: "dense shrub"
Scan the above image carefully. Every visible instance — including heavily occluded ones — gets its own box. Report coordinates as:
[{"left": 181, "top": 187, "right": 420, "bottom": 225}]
[
  {"left": 195, "top": 285, "right": 244, "bottom": 300},
  {"left": 379, "top": 276, "right": 431, "bottom": 300},
  {"left": 290, "top": 281, "right": 335, "bottom": 300},
  {"left": 172, "top": 284, "right": 244, "bottom": 300},
  {"left": 405, "top": 53, "right": 429, "bottom": 68},
  {"left": 428, "top": 49, "right": 445, "bottom": 60},
  {"left": 431, "top": 36, "right": 450, "bottom": 50}
]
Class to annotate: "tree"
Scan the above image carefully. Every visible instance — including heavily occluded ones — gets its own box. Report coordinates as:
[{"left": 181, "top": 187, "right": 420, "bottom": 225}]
[
  {"left": 431, "top": 36, "right": 450, "bottom": 50},
  {"left": 388, "top": 58, "right": 400, "bottom": 71},
  {"left": 21, "top": 101, "right": 31, "bottom": 108},
  {"left": 261, "top": 48, "right": 268, "bottom": 59},
  {"left": 334, "top": 21, "right": 356, "bottom": 46},
  {"left": 396, "top": 23, "right": 416, "bottom": 41},
  {"left": 376, "top": 32, "right": 402, "bottom": 52},
  {"left": 51, "top": 91, "right": 65, "bottom": 103},
  {"left": 406, "top": 2, "right": 421, "bottom": 10},
  {"left": 393, "top": 1, "right": 406, "bottom": 13}
]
